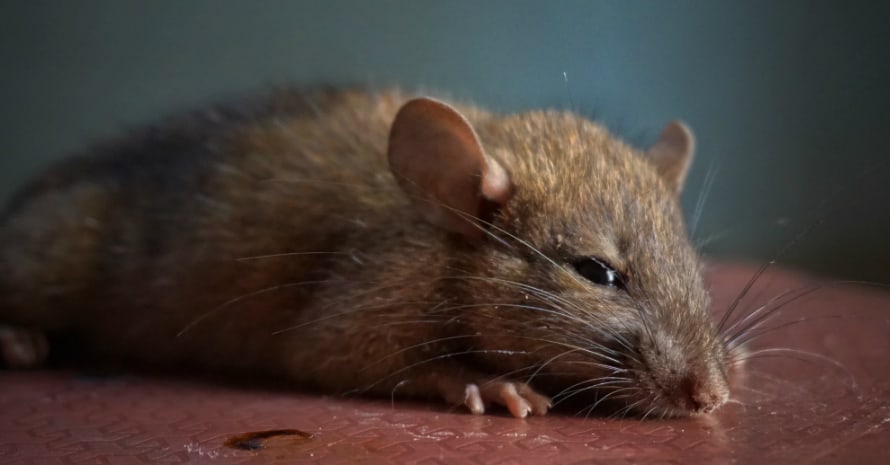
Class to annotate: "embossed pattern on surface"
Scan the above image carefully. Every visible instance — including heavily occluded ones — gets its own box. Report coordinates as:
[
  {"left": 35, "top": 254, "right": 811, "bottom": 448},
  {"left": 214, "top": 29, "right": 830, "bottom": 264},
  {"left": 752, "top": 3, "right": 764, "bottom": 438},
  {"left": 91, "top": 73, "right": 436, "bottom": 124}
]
[{"left": 1, "top": 264, "right": 889, "bottom": 464}]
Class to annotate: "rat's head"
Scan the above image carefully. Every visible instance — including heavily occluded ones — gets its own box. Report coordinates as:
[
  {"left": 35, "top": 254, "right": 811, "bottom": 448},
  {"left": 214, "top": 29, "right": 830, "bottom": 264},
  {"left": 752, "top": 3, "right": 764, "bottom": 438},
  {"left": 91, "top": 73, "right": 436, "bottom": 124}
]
[{"left": 387, "top": 96, "right": 730, "bottom": 417}]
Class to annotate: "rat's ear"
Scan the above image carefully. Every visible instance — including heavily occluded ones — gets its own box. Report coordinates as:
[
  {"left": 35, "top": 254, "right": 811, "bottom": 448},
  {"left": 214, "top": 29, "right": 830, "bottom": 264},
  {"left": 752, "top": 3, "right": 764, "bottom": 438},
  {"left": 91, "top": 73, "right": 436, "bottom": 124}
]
[
  {"left": 647, "top": 121, "right": 695, "bottom": 194},
  {"left": 388, "top": 97, "right": 513, "bottom": 240}
]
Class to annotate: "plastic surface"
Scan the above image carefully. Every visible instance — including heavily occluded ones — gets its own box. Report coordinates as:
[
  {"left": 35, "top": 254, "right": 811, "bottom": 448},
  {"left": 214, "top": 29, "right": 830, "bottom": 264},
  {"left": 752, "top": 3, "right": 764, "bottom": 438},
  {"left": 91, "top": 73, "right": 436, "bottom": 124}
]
[{"left": 1, "top": 263, "right": 888, "bottom": 464}]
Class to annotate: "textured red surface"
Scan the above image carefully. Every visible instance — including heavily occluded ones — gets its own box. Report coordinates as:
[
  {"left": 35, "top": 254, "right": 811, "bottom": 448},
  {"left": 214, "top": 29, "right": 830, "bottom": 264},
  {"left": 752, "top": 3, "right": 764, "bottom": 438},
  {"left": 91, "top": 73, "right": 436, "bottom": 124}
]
[{"left": 1, "top": 263, "right": 889, "bottom": 464}]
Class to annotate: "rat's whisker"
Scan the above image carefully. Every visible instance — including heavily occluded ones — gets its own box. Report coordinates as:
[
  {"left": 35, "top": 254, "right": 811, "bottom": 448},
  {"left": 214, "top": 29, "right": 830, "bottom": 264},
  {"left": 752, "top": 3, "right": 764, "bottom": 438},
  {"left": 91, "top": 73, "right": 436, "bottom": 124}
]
[
  {"left": 726, "top": 314, "right": 848, "bottom": 350},
  {"left": 441, "top": 273, "right": 586, "bottom": 314},
  {"left": 551, "top": 378, "right": 633, "bottom": 406},
  {"left": 361, "top": 334, "right": 479, "bottom": 370},
  {"left": 236, "top": 251, "right": 352, "bottom": 261},
  {"left": 717, "top": 259, "right": 779, "bottom": 333},
  {"left": 270, "top": 298, "right": 439, "bottom": 335},
  {"left": 716, "top": 190, "right": 871, "bottom": 334},
  {"left": 579, "top": 387, "right": 640, "bottom": 419},
  {"left": 520, "top": 348, "right": 585, "bottom": 386},
  {"left": 639, "top": 402, "right": 661, "bottom": 421},
  {"left": 691, "top": 160, "right": 720, "bottom": 240},
  {"left": 721, "top": 284, "right": 823, "bottom": 344},
  {"left": 737, "top": 347, "right": 857, "bottom": 390},
  {"left": 441, "top": 274, "right": 639, "bottom": 354},
  {"left": 694, "top": 228, "right": 732, "bottom": 249},
  {"left": 555, "top": 377, "right": 635, "bottom": 404},
  {"left": 444, "top": 206, "right": 589, "bottom": 288},
  {"left": 357, "top": 349, "right": 533, "bottom": 393},
  {"left": 724, "top": 279, "right": 890, "bottom": 348},
  {"left": 435, "top": 300, "right": 616, "bottom": 347},
  {"left": 378, "top": 319, "right": 448, "bottom": 327},
  {"left": 177, "top": 279, "right": 340, "bottom": 337}
]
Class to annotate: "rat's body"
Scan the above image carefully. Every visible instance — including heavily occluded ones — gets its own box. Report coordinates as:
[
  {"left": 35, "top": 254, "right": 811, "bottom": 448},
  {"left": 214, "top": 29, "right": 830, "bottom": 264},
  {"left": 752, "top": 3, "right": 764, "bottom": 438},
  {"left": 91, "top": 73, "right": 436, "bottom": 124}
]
[{"left": 0, "top": 88, "right": 730, "bottom": 417}]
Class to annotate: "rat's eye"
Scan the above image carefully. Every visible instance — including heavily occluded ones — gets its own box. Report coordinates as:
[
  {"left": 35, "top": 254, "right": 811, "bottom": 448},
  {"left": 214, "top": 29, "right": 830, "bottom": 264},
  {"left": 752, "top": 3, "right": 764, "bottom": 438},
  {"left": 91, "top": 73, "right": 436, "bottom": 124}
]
[{"left": 572, "top": 257, "right": 624, "bottom": 289}]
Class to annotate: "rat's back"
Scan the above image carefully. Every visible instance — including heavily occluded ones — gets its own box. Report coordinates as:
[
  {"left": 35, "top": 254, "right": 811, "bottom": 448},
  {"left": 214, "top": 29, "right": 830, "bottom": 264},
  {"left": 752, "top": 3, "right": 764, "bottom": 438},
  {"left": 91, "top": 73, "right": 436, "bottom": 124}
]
[{"left": 0, "top": 88, "right": 409, "bottom": 370}]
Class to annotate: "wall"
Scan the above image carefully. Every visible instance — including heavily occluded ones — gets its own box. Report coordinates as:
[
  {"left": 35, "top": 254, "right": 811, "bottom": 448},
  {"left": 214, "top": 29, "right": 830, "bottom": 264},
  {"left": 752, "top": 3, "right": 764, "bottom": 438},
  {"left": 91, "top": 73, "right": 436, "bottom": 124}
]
[{"left": 2, "top": 1, "right": 888, "bottom": 280}]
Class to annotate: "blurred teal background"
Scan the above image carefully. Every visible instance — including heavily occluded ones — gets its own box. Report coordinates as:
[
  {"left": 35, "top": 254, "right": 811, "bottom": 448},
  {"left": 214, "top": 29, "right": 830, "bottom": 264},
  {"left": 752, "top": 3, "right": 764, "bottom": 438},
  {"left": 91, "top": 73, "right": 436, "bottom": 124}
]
[{"left": 1, "top": 1, "right": 888, "bottom": 281}]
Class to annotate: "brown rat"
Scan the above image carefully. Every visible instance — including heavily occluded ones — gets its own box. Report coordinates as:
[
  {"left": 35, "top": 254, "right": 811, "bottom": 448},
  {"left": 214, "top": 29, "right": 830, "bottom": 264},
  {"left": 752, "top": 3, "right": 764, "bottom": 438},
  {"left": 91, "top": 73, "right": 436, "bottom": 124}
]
[{"left": 0, "top": 88, "right": 730, "bottom": 418}]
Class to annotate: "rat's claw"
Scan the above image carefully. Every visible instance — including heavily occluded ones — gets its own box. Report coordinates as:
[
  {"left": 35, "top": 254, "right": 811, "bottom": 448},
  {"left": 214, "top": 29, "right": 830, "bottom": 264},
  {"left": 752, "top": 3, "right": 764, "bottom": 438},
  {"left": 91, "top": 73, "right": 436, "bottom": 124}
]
[
  {"left": 464, "top": 383, "right": 486, "bottom": 414},
  {"left": 465, "top": 380, "right": 551, "bottom": 418}
]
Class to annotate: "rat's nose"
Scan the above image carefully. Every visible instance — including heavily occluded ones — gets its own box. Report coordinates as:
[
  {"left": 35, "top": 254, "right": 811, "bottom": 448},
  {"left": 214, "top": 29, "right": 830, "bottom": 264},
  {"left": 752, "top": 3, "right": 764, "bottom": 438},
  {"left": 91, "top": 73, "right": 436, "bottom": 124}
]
[{"left": 679, "top": 374, "right": 727, "bottom": 413}]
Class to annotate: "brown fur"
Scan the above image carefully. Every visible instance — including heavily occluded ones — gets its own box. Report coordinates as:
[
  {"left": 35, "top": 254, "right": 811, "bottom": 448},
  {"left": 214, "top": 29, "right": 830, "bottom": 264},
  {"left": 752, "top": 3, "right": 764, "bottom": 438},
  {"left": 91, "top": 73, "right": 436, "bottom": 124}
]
[{"left": 0, "top": 88, "right": 729, "bottom": 416}]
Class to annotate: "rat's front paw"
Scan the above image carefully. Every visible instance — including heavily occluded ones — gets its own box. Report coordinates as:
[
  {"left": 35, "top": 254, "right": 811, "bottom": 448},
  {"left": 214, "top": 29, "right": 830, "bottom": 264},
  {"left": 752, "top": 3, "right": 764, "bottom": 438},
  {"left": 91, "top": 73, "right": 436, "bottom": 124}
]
[
  {"left": 463, "top": 380, "right": 551, "bottom": 418},
  {"left": 416, "top": 368, "right": 551, "bottom": 418}
]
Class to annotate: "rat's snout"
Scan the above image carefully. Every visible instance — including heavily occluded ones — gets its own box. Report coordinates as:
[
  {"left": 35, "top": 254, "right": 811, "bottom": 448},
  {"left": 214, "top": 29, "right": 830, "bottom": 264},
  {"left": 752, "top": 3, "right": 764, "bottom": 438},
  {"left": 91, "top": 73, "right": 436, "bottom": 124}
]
[
  {"left": 676, "top": 371, "right": 729, "bottom": 413},
  {"left": 637, "top": 332, "right": 731, "bottom": 415}
]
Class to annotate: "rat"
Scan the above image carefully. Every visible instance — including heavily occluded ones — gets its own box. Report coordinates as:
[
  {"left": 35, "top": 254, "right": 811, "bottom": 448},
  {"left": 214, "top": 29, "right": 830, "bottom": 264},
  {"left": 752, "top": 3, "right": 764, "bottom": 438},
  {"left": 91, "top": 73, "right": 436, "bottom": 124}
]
[{"left": 0, "top": 87, "right": 730, "bottom": 418}]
